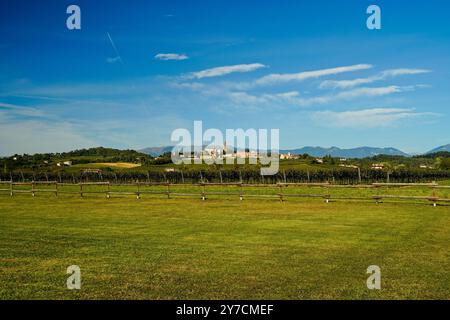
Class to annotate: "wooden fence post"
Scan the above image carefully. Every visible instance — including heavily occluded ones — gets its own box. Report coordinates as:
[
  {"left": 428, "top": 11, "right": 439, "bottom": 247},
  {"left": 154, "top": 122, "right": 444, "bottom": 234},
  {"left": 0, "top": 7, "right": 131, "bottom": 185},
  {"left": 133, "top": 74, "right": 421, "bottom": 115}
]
[
  {"left": 80, "top": 183, "right": 83, "bottom": 198},
  {"left": 136, "top": 182, "right": 140, "bottom": 200},
  {"left": 239, "top": 183, "right": 243, "bottom": 201},
  {"left": 10, "top": 180, "right": 13, "bottom": 197},
  {"left": 432, "top": 184, "right": 437, "bottom": 207},
  {"left": 107, "top": 182, "right": 110, "bottom": 198},
  {"left": 32, "top": 181, "right": 35, "bottom": 197},
  {"left": 374, "top": 185, "right": 380, "bottom": 204},
  {"left": 357, "top": 167, "right": 361, "bottom": 184},
  {"left": 201, "top": 183, "right": 206, "bottom": 200}
]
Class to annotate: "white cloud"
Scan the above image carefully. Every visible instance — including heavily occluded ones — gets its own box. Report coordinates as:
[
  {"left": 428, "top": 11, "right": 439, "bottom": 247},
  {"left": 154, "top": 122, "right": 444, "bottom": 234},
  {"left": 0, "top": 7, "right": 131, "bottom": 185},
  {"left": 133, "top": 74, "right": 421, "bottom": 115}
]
[
  {"left": 312, "top": 108, "right": 438, "bottom": 128},
  {"left": 283, "top": 85, "right": 420, "bottom": 107},
  {"left": 254, "top": 64, "right": 373, "bottom": 86},
  {"left": 169, "top": 81, "right": 206, "bottom": 91},
  {"left": 107, "top": 56, "right": 121, "bottom": 64},
  {"left": 222, "top": 84, "right": 421, "bottom": 110},
  {"left": 0, "top": 102, "right": 47, "bottom": 118},
  {"left": 380, "top": 68, "right": 430, "bottom": 77},
  {"left": 229, "top": 92, "right": 267, "bottom": 105},
  {"left": 190, "top": 63, "right": 266, "bottom": 79},
  {"left": 0, "top": 100, "right": 192, "bottom": 156},
  {"left": 0, "top": 119, "right": 97, "bottom": 156},
  {"left": 273, "top": 91, "right": 300, "bottom": 98},
  {"left": 335, "top": 86, "right": 403, "bottom": 99},
  {"left": 320, "top": 68, "right": 431, "bottom": 89},
  {"left": 155, "top": 53, "right": 189, "bottom": 61}
]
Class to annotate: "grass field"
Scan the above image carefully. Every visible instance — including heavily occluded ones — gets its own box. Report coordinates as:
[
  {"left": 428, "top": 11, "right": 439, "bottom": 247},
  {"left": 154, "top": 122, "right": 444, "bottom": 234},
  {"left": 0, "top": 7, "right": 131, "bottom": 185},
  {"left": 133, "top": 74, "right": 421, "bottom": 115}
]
[
  {"left": 1, "top": 191, "right": 449, "bottom": 300},
  {"left": 72, "top": 162, "right": 142, "bottom": 169}
]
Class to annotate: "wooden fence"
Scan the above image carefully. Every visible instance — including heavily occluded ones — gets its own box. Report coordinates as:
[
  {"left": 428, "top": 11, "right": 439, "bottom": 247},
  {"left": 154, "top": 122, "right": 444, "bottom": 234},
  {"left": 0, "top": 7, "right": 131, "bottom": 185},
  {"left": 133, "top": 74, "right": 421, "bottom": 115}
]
[{"left": 0, "top": 181, "right": 449, "bottom": 206}]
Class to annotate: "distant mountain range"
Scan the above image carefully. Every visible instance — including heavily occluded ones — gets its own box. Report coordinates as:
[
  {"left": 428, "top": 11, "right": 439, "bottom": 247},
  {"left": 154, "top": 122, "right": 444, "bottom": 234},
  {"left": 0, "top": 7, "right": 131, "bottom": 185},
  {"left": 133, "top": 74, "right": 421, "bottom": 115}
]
[
  {"left": 139, "top": 146, "right": 173, "bottom": 157},
  {"left": 279, "top": 146, "right": 409, "bottom": 158},
  {"left": 425, "top": 144, "right": 450, "bottom": 154},
  {"left": 139, "top": 144, "right": 449, "bottom": 159}
]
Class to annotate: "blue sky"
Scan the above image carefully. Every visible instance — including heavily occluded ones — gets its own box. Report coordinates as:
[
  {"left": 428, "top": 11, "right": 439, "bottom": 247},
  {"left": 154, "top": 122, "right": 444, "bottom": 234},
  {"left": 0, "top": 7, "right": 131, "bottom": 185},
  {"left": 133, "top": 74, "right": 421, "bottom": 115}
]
[{"left": 0, "top": 0, "right": 449, "bottom": 156}]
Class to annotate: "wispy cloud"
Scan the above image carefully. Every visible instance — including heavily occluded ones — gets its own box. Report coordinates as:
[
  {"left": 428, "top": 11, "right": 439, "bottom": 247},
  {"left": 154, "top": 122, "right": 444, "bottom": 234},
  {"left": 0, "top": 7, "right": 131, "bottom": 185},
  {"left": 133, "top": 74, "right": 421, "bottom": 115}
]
[
  {"left": 320, "top": 68, "right": 431, "bottom": 89},
  {"left": 229, "top": 92, "right": 267, "bottom": 105},
  {"left": 312, "top": 108, "right": 439, "bottom": 128},
  {"left": 0, "top": 102, "right": 48, "bottom": 118},
  {"left": 155, "top": 53, "right": 189, "bottom": 61},
  {"left": 0, "top": 119, "right": 97, "bottom": 155},
  {"left": 334, "top": 85, "right": 403, "bottom": 99},
  {"left": 189, "top": 63, "right": 266, "bottom": 79},
  {"left": 0, "top": 99, "right": 192, "bottom": 156},
  {"left": 107, "top": 56, "right": 121, "bottom": 64},
  {"left": 226, "top": 85, "right": 416, "bottom": 109},
  {"left": 253, "top": 64, "right": 373, "bottom": 87}
]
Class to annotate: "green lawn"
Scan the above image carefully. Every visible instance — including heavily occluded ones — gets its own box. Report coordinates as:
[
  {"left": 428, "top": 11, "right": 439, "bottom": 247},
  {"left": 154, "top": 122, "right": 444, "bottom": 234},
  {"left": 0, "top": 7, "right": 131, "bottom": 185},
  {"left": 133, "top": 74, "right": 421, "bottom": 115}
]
[{"left": 0, "top": 193, "right": 449, "bottom": 299}]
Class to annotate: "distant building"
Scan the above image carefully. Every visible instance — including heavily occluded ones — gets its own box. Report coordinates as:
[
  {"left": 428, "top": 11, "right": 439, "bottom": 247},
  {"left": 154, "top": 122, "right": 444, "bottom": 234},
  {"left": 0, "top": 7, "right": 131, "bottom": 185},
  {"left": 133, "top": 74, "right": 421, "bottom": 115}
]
[
  {"left": 235, "top": 151, "right": 247, "bottom": 158},
  {"left": 56, "top": 161, "right": 72, "bottom": 167},
  {"left": 82, "top": 169, "right": 102, "bottom": 174},
  {"left": 371, "top": 163, "right": 385, "bottom": 170},
  {"left": 339, "top": 164, "right": 358, "bottom": 169},
  {"left": 280, "top": 152, "right": 292, "bottom": 160}
]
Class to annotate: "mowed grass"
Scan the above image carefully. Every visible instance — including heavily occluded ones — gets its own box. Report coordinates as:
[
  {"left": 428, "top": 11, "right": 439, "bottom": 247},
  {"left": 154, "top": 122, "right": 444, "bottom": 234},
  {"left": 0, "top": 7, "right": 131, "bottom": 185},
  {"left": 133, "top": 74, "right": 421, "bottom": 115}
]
[
  {"left": 72, "top": 162, "right": 141, "bottom": 169},
  {"left": 0, "top": 192, "right": 450, "bottom": 300}
]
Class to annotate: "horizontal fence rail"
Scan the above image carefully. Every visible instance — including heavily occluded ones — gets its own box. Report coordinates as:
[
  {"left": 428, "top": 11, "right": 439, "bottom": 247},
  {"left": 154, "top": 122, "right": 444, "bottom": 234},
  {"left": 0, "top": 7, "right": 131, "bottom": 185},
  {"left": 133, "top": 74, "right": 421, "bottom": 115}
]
[
  {"left": 0, "top": 181, "right": 449, "bottom": 206},
  {"left": 2, "top": 168, "right": 450, "bottom": 185}
]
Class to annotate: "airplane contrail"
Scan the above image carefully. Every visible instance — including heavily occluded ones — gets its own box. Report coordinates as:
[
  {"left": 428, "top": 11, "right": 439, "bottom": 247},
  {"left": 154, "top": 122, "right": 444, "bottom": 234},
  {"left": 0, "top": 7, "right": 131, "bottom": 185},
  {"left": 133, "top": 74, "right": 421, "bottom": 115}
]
[{"left": 106, "top": 32, "right": 124, "bottom": 64}]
